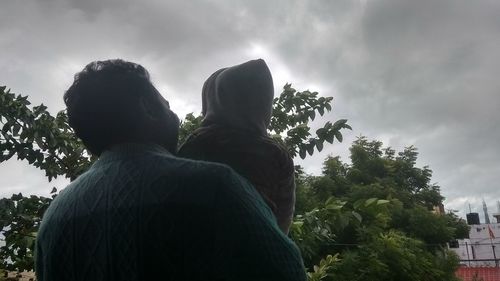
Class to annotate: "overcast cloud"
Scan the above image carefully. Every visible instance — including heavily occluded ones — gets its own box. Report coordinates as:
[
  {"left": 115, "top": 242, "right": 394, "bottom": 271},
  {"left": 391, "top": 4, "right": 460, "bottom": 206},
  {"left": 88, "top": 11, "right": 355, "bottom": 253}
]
[{"left": 1, "top": 0, "right": 499, "bottom": 219}]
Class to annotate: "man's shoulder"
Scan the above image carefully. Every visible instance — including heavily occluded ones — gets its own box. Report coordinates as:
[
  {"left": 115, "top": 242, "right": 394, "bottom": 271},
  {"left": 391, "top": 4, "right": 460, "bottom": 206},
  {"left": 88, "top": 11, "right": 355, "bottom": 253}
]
[
  {"left": 41, "top": 153, "right": 246, "bottom": 225},
  {"left": 92, "top": 145, "right": 238, "bottom": 183},
  {"left": 152, "top": 152, "right": 239, "bottom": 181},
  {"left": 142, "top": 152, "right": 256, "bottom": 201}
]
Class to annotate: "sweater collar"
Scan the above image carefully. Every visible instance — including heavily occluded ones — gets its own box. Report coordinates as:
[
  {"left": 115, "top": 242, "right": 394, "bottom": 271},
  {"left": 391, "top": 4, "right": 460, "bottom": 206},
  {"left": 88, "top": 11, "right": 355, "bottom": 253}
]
[{"left": 99, "top": 142, "right": 172, "bottom": 161}]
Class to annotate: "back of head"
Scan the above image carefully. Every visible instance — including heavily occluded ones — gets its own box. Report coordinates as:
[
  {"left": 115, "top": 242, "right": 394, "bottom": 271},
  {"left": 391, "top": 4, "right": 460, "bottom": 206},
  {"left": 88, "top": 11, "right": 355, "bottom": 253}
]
[
  {"left": 64, "top": 59, "right": 179, "bottom": 155},
  {"left": 202, "top": 59, "right": 274, "bottom": 136}
]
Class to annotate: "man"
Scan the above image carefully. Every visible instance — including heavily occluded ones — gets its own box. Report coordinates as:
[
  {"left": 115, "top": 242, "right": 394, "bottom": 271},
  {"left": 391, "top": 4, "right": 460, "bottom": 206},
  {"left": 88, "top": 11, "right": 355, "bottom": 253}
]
[{"left": 35, "top": 59, "right": 306, "bottom": 281}]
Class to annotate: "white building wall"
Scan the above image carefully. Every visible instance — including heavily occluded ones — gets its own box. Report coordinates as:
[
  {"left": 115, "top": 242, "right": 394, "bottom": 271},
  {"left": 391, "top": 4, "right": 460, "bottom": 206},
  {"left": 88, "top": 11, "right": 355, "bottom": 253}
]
[{"left": 451, "top": 223, "right": 500, "bottom": 267}]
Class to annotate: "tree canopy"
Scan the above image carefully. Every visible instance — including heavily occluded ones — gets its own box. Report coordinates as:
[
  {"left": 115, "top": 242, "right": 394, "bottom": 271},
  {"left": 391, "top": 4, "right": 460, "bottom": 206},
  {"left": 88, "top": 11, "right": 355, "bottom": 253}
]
[{"left": 292, "top": 137, "right": 468, "bottom": 281}]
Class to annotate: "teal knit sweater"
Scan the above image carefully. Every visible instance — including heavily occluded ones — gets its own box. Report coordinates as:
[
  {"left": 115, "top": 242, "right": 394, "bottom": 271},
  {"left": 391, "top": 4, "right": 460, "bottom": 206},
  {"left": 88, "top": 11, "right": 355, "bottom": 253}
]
[{"left": 35, "top": 143, "right": 306, "bottom": 281}]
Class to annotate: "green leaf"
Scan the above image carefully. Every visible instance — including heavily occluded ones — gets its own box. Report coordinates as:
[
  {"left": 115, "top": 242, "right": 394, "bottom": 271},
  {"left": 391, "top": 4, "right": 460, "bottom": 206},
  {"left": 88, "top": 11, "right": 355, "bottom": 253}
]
[
  {"left": 316, "top": 141, "right": 323, "bottom": 152},
  {"left": 2, "top": 121, "right": 11, "bottom": 134},
  {"left": 377, "top": 199, "right": 390, "bottom": 205},
  {"left": 299, "top": 148, "right": 307, "bottom": 159},
  {"left": 353, "top": 199, "right": 365, "bottom": 209},
  {"left": 316, "top": 128, "right": 327, "bottom": 139},
  {"left": 325, "top": 197, "right": 336, "bottom": 205},
  {"left": 334, "top": 131, "right": 343, "bottom": 142},
  {"left": 306, "top": 142, "right": 315, "bottom": 156},
  {"left": 352, "top": 211, "right": 362, "bottom": 222},
  {"left": 309, "top": 111, "right": 316, "bottom": 121},
  {"left": 365, "top": 198, "right": 378, "bottom": 206},
  {"left": 333, "top": 119, "right": 347, "bottom": 127},
  {"left": 12, "top": 123, "right": 21, "bottom": 136},
  {"left": 318, "top": 107, "right": 324, "bottom": 116},
  {"left": 326, "top": 203, "right": 343, "bottom": 210},
  {"left": 325, "top": 133, "right": 334, "bottom": 144}
]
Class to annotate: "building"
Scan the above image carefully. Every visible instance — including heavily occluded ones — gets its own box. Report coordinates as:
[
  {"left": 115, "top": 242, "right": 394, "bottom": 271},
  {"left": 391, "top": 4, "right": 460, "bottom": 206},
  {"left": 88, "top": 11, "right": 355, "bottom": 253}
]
[
  {"left": 450, "top": 204, "right": 500, "bottom": 267},
  {"left": 451, "top": 223, "right": 500, "bottom": 266}
]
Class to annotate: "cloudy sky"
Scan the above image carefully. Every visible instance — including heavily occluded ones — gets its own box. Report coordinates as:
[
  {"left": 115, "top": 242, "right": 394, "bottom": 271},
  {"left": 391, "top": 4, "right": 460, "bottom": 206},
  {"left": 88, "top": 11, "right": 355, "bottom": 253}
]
[{"left": 1, "top": 0, "right": 499, "bottom": 220}]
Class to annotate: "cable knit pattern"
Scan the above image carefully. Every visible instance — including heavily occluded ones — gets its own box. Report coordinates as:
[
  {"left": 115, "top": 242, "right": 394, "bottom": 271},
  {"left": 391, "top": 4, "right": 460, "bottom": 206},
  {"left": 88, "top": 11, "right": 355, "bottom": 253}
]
[{"left": 35, "top": 143, "right": 306, "bottom": 281}]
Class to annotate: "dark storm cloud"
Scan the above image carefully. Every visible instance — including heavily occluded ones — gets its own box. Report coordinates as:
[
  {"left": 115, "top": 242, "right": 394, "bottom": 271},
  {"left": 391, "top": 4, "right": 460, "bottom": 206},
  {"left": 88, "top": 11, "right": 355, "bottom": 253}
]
[
  {"left": 1, "top": 0, "right": 499, "bottom": 216},
  {"left": 233, "top": 0, "right": 500, "bottom": 213},
  {"left": 357, "top": 0, "right": 500, "bottom": 214}
]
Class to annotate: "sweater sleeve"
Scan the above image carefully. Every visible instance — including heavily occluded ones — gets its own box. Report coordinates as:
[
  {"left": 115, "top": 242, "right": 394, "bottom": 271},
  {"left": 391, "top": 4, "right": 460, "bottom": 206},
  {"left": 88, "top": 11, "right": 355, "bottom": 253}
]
[
  {"left": 35, "top": 239, "right": 44, "bottom": 281},
  {"left": 274, "top": 169, "right": 296, "bottom": 234},
  {"left": 212, "top": 169, "right": 306, "bottom": 281},
  {"left": 270, "top": 144, "right": 296, "bottom": 234}
]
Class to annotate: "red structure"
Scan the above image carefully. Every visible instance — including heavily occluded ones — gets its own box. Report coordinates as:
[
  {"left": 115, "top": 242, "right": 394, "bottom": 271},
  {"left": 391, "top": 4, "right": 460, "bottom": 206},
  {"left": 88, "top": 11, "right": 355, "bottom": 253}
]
[{"left": 456, "top": 267, "right": 500, "bottom": 281}]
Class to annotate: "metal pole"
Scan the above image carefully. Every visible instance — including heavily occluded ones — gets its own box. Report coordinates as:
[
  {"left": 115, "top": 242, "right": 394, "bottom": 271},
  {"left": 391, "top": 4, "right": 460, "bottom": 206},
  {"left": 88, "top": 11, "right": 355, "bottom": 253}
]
[
  {"left": 466, "top": 241, "right": 471, "bottom": 266},
  {"left": 489, "top": 233, "right": 498, "bottom": 268},
  {"left": 492, "top": 244, "right": 498, "bottom": 267}
]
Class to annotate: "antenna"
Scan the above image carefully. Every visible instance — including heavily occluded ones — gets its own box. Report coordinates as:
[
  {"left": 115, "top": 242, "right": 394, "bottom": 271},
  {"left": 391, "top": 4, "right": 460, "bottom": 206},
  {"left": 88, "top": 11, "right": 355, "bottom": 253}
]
[{"left": 483, "top": 199, "right": 491, "bottom": 224}]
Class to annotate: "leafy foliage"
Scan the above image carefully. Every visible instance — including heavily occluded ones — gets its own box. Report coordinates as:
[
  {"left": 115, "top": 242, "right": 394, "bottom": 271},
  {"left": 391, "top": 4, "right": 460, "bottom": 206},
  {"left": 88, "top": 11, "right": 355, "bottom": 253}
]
[
  {"left": 178, "top": 113, "right": 203, "bottom": 145},
  {"left": 0, "top": 191, "right": 56, "bottom": 271},
  {"left": 269, "top": 84, "right": 351, "bottom": 159},
  {"left": 290, "top": 136, "right": 468, "bottom": 281},
  {"left": 0, "top": 86, "right": 94, "bottom": 182}
]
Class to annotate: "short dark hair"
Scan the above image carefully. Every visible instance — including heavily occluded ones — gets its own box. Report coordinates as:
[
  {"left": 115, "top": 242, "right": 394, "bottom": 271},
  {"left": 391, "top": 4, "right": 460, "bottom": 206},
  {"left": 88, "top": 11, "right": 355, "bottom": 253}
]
[{"left": 64, "top": 59, "right": 172, "bottom": 155}]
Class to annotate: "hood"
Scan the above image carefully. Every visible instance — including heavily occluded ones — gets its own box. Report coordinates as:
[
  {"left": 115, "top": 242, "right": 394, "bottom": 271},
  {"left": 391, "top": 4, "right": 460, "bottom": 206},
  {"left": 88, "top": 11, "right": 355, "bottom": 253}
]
[{"left": 201, "top": 59, "right": 274, "bottom": 136}]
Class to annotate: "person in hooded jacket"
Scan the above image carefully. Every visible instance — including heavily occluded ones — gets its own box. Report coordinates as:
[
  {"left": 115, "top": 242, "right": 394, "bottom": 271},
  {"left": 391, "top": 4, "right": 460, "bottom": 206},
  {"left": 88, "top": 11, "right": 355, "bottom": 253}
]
[{"left": 178, "top": 59, "right": 296, "bottom": 234}]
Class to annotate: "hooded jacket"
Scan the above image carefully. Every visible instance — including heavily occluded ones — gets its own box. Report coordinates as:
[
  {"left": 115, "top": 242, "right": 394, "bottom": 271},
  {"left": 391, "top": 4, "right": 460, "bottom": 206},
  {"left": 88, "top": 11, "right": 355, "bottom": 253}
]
[{"left": 179, "top": 59, "right": 296, "bottom": 233}]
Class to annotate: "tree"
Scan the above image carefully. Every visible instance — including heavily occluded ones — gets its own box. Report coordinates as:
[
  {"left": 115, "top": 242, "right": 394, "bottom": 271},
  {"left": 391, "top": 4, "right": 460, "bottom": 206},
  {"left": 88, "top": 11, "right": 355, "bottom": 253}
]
[
  {"left": 268, "top": 84, "right": 351, "bottom": 159},
  {"left": 0, "top": 192, "right": 55, "bottom": 271},
  {"left": 291, "top": 136, "right": 468, "bottom": 281},
  {"left": 0, "top": 84, "right": 350, "bottom": 273},
  {"left": 0, "top": 86, "right": 93, "bottom": 182}
]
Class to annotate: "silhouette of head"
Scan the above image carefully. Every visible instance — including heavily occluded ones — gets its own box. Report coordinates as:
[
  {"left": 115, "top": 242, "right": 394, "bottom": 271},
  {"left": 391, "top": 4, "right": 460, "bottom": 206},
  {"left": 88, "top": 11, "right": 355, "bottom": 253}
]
[
  {"left": 201, "top": 59, "right": 274, "bottom": 136},
  {"left": 64, "top": 59, "right": 179, "bottom": 155}
]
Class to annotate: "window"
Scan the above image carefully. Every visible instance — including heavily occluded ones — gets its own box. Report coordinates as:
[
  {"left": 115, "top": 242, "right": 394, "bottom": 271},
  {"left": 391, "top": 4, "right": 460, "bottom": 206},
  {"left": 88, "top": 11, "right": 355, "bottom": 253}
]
[{"left": 449, "top": 240, "right": 459, "bottom": 248}]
